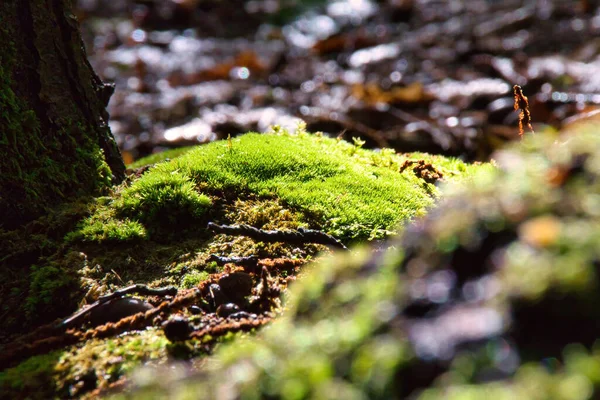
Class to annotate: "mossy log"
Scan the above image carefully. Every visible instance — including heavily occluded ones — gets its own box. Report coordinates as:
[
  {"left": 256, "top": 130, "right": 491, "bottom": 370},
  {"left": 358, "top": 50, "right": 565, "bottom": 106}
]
[{"left": 0, "top": 0, "right": 124, "bottom": 230}]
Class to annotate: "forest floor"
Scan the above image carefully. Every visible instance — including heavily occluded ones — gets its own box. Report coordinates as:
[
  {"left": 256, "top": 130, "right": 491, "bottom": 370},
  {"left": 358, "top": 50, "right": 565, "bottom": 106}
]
[
  {"left": 79, "top": 0, "right": 600, "bottom": 162},
  {"left": 2, "top": 0, "right": 600, "bottom": 398}
]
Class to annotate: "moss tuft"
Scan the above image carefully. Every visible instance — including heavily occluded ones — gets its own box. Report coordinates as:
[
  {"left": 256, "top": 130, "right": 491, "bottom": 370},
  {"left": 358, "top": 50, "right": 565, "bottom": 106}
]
[
  {"left": 68, "top": 216, "right": 147, "bottom": 243},
  {"left": 181, "top": 270, "right": 210, "bottom": 289},
  {"left": 23, "top": 250, "right": 88, "bottom": 323},
  {"left": 161, "top": 131, "right": 484, "bottom": 241},
  {"left": 0, "top": 351, "right": 64, "bottom": 398},
  {"left": 73, "top": 130, "right": 484, "bottom": 244},
  {"left": 116, "top": 170, "right": 211, "bottom": 230},
  {"left": 68, "top": 171, "right": 212, "bottom": 243}
]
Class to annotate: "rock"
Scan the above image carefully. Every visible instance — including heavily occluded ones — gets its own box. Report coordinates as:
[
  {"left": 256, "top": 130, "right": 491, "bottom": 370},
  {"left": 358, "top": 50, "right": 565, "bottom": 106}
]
[
  {"left": 228, "top": 311, "right": 255, "bottom": 320},
  {"left": 88, "top": 297, "right": 153, "bottom": 327},
  {"left": 208, "top": 284, "right": 226, "bottom": 308},
  {"left": 162, "top": 315, "right": 192, "bottom": 342},
  {"left": 216, "top": 303, "right": 240, "bottom": 318},
  {"left": 218, "top": 272, "right": 254, "bottom": 301},
  {"left": 188, "top": 305, "right": 202, "bottom": 315}
]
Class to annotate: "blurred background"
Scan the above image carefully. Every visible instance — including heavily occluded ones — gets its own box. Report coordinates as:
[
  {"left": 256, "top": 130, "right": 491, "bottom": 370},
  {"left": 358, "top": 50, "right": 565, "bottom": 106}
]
[{"left": 76, "top": 0, "right": 600, "bottom": 164}]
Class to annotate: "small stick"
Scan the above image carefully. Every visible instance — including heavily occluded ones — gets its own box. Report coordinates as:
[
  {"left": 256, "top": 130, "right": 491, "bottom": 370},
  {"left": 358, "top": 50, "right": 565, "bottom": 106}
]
[
  {"left": 58, "top": 284, "right": 178, "bottom": 329},
  {"left": 513, "top": 85, "right": 534, "bottom": 137},
  {"left": 207, "top": 222, "right": 348, "bottom": 250},
  {"left": 208, "top": 254, "right": 259, "bottom": 267}
]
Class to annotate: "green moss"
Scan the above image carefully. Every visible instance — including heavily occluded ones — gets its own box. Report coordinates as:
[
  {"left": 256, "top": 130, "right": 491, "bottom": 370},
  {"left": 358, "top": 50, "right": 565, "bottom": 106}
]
[
  {"left": 22, "top": 249, "right": 94, "bottom": 324},
  {"left": 67, "top": 215, "right": 147, "bottom": 243},
  {"left": 0, "top": 351, "right": 64, "bottom": 398},
  {"left": 0, "top": 200, "right": 93, "bottom": 333},
  {"left": 0, "top": 3, "right": 120, "bottom": 230},
  {"left": 181, "top": 270, "right": 210, "bottom": 289},
  {"left": 25, "top": 264, "right": 78, "bottom": 319},
  {"left": 109, "top": 126, "right": 600, "bottom": 399},
  {"left": 116, "top": 170, "right": 212, "bottom": 230},
  {"left": 73, "top": 130, "right": 484, "bottom": 244},
  {"left": 419, "top": 343, "right": 600, "bottom": 400},
  {"left": 68, "top": 171, "right": 212, "bottom": 243},
  {"left": 157, "top": 130, "right": 483, "bottom": 241},
  {"left": 0, "top": 331, "right": 169, "bottom": 399}
]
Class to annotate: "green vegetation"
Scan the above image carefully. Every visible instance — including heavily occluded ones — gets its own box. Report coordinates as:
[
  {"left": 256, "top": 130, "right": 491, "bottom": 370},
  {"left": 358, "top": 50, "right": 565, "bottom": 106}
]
[
  {"left": 419, "top": 345, "right": 600, "bottom": 400},
  {"left": 71, "top": 129, "right": 485, "bottom": 244},
  {"left": 67, "top": 212, "right": 148, "bottom": 243},
  {"left": 0, "top": 331, "right": 169, "bottom": 399},
  {"left": 0, "top": 129, "right": 489, "bottom": 399},
  {"left": 25, "top": 263, "right": 80, "bottom": 319},
  {"left": 109, "top": 126, "right": 600, "bottom": 399},
  {"left": 68, "top": 172, "right": 212, "bottom": 243},
  {"left": 0, "top": 351, "right": 64, "bottom": 399},
  {"left": 181, "top": 270, "right": 210, "bottom": 289},
  {"left": 116, "top": 170, "right": 212, "bottom": 232},
  {"left": 0, "top": 6, "right": 117, "bottom": 229}
]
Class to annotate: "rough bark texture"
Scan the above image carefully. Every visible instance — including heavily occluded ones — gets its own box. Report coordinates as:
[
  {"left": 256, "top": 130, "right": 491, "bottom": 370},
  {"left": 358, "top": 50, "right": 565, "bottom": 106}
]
[{"left": 0, "top": 0, "right": 125, "bottom": 230}]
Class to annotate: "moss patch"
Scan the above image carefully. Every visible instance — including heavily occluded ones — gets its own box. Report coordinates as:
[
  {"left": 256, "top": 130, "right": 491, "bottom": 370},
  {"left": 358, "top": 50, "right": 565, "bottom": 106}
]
[
  {"left": 170, "top": 130, "right": 479, "bottom": 241},
  {"left": 0, "top": 330, "right": 169, "bottom": 399},
  {"left": 108, "top": 126, "right": 600, "bottom": 399},
  {"left": 0, "top": 3, "right": 121, "bottom": 229},
  {"left": 71, "top": 130, "right": 485, "bottom": 244},
  {"left": 1, "top": 130, "right": 488, "bottom": 398},
  {"left": 116, "top": 170, "right": 212, "bottom": 233},
  {"left": 0, "top": 351, "right": 65, "bottom": 399}
]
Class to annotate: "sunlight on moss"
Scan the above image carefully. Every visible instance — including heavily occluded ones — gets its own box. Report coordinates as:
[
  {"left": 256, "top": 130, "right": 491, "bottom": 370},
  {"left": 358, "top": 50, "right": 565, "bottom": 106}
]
[
  {"left": 67, "top": 213, "right": 147, "bottom": 243},
  {"left": 68, "top": 172, "right": 211, "bottom": 242},
  {"left": 155, "top": 130, "right": 485, "bottom": 241},
  {"left": 72, "top": 130, "right": 487, "bottom": 244},
  {"left": 115, "top": 170, "right": 212, "bottom": 229},
  {"left": 181, "top": 270, "right": 210, "bottom": 289},
  {"left": 106, "top": 126, "right": 600, "bottom": 400}
]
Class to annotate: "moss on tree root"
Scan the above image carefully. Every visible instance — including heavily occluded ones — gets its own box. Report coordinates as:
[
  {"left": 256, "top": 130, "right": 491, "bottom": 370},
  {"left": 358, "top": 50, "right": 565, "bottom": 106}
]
[{"left": 0, "top": 130, "right": 486, "bottom": 398}]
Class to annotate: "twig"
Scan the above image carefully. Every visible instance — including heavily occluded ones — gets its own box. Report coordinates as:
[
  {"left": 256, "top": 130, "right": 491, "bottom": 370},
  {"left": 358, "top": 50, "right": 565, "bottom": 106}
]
[
  {"left": 208, "top": 254, "right": 259, "bottom": 267},
  {"left": 207, "top": 222, "right": 348, "bottom": 250},
  {"left": 513, "top": 85, "right": 534, "bottom": 137},
  {"left": 58, "top": 284, "right": 178, "bottom": 329}
]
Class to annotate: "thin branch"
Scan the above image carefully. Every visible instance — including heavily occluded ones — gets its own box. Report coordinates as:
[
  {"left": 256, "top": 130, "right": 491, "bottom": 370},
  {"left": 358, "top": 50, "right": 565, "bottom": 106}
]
[
  {"left": 513, "top": 85, "right": 534, "bottom": 137},
  {"left": 207, "top": 222, "right": 348, "bottom": 250},
  {"left": 208, "top": 254, "right": 260, "bottom": 267}
]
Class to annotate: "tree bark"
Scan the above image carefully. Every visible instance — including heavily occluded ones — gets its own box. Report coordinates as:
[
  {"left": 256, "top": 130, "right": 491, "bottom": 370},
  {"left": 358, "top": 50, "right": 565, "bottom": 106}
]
[{"left": 0, "top": 0, "right": 125, "bottom": 230}]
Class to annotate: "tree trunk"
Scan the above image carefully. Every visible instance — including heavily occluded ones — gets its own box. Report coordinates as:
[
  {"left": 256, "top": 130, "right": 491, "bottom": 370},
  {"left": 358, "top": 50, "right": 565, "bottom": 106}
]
[{"left": 0, "top": 0, "right": 125, "bottom": 230}]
